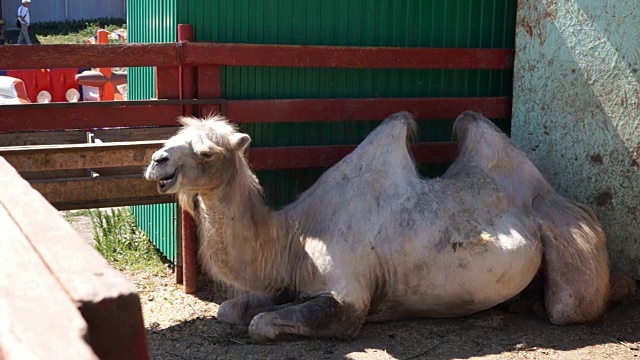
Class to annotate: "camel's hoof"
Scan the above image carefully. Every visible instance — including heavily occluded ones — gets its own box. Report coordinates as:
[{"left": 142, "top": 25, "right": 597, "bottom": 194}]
[
  {"left": 216, "top": 300, "right": 245, "bottom": 325},
  {"left": 248, "top": 312, "right": 279, "bottom": 342}
]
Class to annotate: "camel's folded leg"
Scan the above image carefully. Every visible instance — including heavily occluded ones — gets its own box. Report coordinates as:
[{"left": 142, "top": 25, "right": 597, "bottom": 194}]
[
  {"left": 217, "top": 291, "right": 296, "bottom": 325},
  {"left": 248, "top": 295, "right": 365, "bottom": 342}
]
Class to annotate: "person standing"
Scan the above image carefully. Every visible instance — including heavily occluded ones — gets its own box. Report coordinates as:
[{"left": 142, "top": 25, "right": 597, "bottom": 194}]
[{"left": 17, "top": 0, "right": 32, "bottom": 45}]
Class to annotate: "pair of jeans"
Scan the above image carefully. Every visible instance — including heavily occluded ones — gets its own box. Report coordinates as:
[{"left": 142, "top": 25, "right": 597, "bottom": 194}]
[{"left": 17, "top": 24, "right": 31, "bottom": 45}]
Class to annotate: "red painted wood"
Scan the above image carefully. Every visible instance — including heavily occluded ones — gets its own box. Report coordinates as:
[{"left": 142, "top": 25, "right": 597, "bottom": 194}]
[
  {"left": 247, "top": 142, "right": 457, "bottom": 170},
  {"left": 0, "top": 104, "right": 182, "bottom": 133},
  {"left": 0, "top": 44, "right": 180, "bottom": 70},
  {"left": 180, "top": 65, "right": 195, "bottom": 116},
  {"left": 196, "top": 65, "right": 222, "bottom": 117},
  {"left": 0, "top": 97, "right": 510, "bottom": 133},
  {"left": 155, "top": 67, "right": 181, "bottom": 100},
  {"left": 177, "top": 24, "right": 198, "bottom": 294},
  {"left": 226, "top": 97, "right": 512, "bottom": 123},
  {"left": 0, "top": 43, "right": 513, "bottom": 71},
  {"left": 183, "top": 43, "right": 514, "bottom": 69},
  {"left": 180, "top": 206, "right": 198, "bottom": 295},
  {"left": 177, "top": 24, "right": 194, "bottom": 43}
]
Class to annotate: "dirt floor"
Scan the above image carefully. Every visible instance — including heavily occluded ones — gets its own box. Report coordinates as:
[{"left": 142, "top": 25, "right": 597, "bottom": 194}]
[
  {"left": 65, "top": 211, "right": 640, "bottom": 360},
  {"left": 120, "top": 268, "right": 639, "bottom": 360}
]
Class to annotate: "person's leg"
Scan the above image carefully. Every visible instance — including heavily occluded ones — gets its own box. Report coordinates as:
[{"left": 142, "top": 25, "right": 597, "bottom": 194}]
[
  {"left": 17, "top": 26, "right": 26, "bottom": 44},
  {"left": 22, "top": 25, "right": 32, "bottom": 45}
]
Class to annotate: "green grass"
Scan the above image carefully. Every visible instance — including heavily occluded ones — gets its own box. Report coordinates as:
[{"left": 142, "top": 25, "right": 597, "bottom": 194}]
[{"left": 90, "top": 208, "right": 167, "bottom": 273}]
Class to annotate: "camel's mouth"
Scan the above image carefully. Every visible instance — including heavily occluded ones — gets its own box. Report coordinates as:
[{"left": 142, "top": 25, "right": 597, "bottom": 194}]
[{"left": 157, "top": 170, "right": 178, "bottom": 193}]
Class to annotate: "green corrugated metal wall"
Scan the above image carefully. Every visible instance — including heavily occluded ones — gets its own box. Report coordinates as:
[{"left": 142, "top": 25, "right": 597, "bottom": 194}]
[
  {"left": 130, "top": 203, "right": 178, "bottom": 263},
  {"left": 127, "top": 0, "right": 179, "bottom": 262},
  {"left": 127, "top": 0, "right": 517, "bottom": 262},
  {"left": 127, "top": 0, "right": 178, "bottom": 100}
]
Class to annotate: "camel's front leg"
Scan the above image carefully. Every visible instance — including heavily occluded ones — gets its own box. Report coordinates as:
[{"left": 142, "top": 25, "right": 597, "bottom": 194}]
[
  {"left": 248, "top": 295, "right": 365, "bottom": 342},
  {"left": 217, "top": 291, "right": 296, "bottom": 325}
]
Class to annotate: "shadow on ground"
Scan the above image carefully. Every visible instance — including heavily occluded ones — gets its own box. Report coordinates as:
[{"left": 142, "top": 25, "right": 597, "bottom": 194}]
[{"left": 147, "top": 276, "right": 640, "bottom": 360}]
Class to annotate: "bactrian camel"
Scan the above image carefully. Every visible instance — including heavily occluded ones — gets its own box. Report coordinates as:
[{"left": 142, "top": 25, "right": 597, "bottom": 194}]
[{"left": 145, "top": 111, "right": 630, "bottom": 341}]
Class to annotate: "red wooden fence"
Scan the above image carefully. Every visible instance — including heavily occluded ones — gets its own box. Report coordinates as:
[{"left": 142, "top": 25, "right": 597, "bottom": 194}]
[{"left": 0, "top": 24, "right": 514, "bottom": 293}]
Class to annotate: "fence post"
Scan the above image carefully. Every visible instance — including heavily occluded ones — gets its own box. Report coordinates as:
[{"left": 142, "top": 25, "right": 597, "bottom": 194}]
[
  {"left": 155, "top": 36, "right": 183, "bottom": 286},
  {"left": 177, "top": 24, "right": 199, "bottom": 295}
]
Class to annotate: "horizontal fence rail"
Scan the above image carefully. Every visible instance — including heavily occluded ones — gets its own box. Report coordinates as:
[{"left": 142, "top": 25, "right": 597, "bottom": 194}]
[
  {"left": 0, "top": 42, "right": 514, "bottom": 70},
  {"left": 0, "top": 100, "right": 229, "bottom": 133},
  {"left": 0, "top": 97, "right": 511, "bottom": 133},
  {"left": 226, "top": 97, "right": 512, "bottom": 124},
  {"left": 0, "top": 141, "right": 457, "bottom": 173},
  {"left": 182, "top": 43, "right": 515, "bottom": 69},
  {"left": 0, "top": 43, "right": 180, "bottom": 70}
]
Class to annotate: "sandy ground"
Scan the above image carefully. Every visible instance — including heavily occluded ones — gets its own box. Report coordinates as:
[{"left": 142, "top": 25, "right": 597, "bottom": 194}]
[
  {"left": 64, "top": 211, "right": 640, "bottom": 360},
  {"left": 129, "top": 270, "right": 639, "bottom": 360}
]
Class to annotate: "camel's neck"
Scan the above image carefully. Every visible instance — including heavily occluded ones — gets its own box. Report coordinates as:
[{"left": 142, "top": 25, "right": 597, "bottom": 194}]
[{"left": 194, "top": 160, "right": 307, "bottom": 294}]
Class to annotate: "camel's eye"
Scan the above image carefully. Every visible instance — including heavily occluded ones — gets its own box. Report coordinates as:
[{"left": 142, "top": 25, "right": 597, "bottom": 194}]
[
  {"left": 196, "top": 150, "right": 217, "bottom": 160},
  {"left": 191, "top": 137, "right": 225, "bottom": 160}
]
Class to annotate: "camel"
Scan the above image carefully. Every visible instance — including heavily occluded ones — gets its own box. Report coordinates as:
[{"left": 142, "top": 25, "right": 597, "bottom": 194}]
[{"left": 145, "top": 111, "right": 625, "bottom": 341}]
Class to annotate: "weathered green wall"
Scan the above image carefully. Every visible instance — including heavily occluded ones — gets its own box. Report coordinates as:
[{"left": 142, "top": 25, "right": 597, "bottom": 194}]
[{"left": 512, "top": 1, "right": 640, "bottom": 278}]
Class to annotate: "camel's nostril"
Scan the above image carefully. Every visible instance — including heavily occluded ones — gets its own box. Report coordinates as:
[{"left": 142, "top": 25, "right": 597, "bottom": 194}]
[{"left": 153, "top": 153, "right": 169, "bottom": 163}]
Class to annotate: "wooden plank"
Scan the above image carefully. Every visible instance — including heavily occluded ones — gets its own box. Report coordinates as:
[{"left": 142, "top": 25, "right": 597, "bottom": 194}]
[
  {"left": 181, "top": 205, "right": 198, "bottom": 294},
  {"left": 20, "top": 169, "right": 91, "bottom": 181},
  {"left": 0, "top": 43, "right": 180, "bottom": 70},
  {"left": 92, "top": 127, "right": 179, "bottom": 142},
  {"left": 29, "top": 174, "right": 171, "bottom": 207},
  {"left": 196, "top": 65, "right": 222, "bottom": 117},
  {"left": 179, "top": 25, "right": 196, "bottom": 118},
  {"left": 226, "top": 97, "right": 513, "bottom": 123},
  {"left": 178, "top": 25, "right": 199, "bottom": 295},
  {"left": 0, "top": 97, "right": 508, "bottom": 133},
  {"left": 183, "top": 43, "right": 515, "bottom": 69},
  {"left": 0, "top": 140, "right": 164, "bottom": 172},
  {"left": 0, "top": 130, "right": 88, "bottom": 147},
  {"left": 156, "top": 67, "right": 181, "bottom": 99},
  {"left": 0, "top": 104, "right": 182, "bottom": 133},
  {"left": 0, "top": 206, "right": 97, "bottom": 360},
  {"left": 0, "top": 158, "right": 150, "bottom": 359},
  {"left": 247, "top": 142, "right": 457, "bottom": 170},
  {"left": 54, "top": 196, "right": 175, "bottom": 211},
  {"left": 3, "top": 140, "right": 456, "bottom": 175}
]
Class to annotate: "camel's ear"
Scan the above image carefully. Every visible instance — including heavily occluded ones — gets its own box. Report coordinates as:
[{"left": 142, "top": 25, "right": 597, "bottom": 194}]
[
  {"left": 191, "top": 137, "right": 225, "bottom": 160},
  {"left": 230, "top": 133, "right": 251, "bottom": 152}
]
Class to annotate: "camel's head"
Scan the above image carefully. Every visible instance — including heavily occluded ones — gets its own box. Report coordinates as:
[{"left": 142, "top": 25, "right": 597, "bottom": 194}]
[{"left": 145, "top": 115, "right": 251, "bottom": 194}]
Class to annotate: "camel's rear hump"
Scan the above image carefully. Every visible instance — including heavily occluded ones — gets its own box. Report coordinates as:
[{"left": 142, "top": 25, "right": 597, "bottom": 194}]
[{"left": 451, "top": 111, "right": 611, "bottom": 325}]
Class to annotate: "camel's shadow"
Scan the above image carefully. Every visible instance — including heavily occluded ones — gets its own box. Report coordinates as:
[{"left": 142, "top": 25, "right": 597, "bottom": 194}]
[{"left": 147, "top": 279, "right": 639, "bottom": 360}]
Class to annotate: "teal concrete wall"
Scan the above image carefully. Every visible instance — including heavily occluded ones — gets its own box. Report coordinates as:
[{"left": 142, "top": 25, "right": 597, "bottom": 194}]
[{"left": 512, "top": 1, "right": 640, "bottom": 278}]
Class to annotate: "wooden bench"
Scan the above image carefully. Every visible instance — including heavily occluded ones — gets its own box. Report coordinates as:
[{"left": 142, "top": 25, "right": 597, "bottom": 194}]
[{"left": 0, "top": 157, "right": 149, "bottom": 360}]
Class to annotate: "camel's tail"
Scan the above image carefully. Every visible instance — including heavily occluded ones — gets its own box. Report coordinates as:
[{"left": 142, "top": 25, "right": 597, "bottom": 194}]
[{"left": 532, "top": 193, "right": 611, "bottom": 324}]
